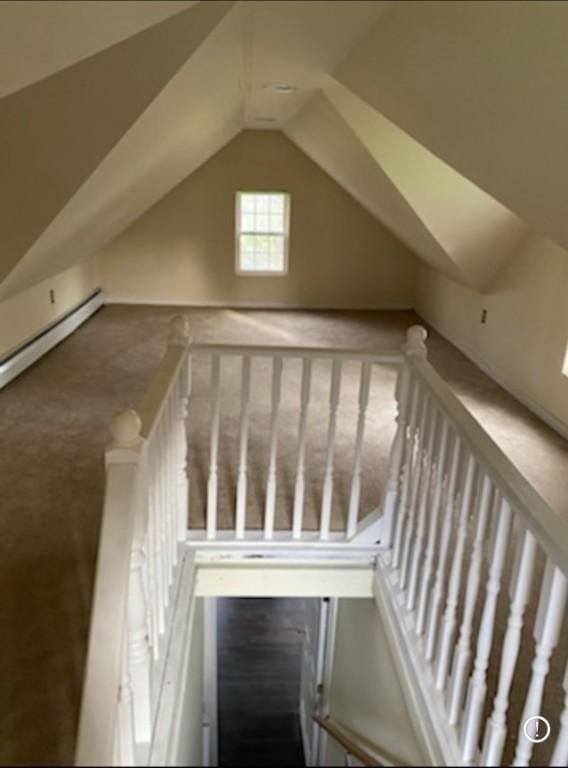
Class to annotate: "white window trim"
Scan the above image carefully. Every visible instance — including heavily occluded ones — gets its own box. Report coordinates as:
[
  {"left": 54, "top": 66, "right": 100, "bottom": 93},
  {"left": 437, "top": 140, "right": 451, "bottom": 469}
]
[{"left": 235, "top": 191, "right": 291, "bottom": 276}]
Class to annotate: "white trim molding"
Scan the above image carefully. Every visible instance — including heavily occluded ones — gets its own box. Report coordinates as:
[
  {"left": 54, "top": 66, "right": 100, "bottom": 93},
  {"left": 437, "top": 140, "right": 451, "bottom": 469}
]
[{"left": 0, "top": 289, "right": 104, "bottom": 390}]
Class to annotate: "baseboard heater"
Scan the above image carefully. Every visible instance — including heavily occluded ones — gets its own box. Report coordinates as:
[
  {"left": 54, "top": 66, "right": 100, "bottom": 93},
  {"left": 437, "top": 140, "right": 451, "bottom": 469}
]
[{"left": 0, "top": 289, "right": 105, "bottom": 390}]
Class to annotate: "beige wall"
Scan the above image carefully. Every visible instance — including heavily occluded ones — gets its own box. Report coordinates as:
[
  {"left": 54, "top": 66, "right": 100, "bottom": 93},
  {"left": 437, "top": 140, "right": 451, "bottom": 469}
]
[
  {"left": 0, "top": 259, "right": 100, "bottom": 358},
  {"left": 174, "top": 598, "right": 203, "bottom": 767},
  {"left": 416, "top": 234, "right": 568, "bottom": 430},
  {"left": 329, "top": 599, "right": 427, "bottom": 765},
  {"left": 98, "top": 130, "right": 417, "bottom": 308}
]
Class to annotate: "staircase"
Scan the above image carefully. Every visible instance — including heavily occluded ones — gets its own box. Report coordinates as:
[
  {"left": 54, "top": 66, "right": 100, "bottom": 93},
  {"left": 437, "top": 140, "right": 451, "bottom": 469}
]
[{"left": 75, "top": 318, "right": 568, "bottom": 766}]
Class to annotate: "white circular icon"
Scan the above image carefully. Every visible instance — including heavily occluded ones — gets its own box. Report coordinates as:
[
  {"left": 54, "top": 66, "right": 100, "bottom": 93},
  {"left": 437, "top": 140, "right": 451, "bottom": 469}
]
[{"left": 523, "top": 716, "right": 551, "bottom": 744}]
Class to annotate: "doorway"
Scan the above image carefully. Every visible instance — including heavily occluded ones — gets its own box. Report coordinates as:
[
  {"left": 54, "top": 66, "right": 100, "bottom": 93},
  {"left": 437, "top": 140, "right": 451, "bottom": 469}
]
[{"left": 216, "top": 598, "right": 309, "bottom": 767}]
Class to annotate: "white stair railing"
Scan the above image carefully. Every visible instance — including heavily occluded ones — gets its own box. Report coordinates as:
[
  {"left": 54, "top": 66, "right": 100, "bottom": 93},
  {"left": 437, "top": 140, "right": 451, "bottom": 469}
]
[
  {"left": 377, "top": 326, "right": 568, "bottom": 767},
  {"left": 76, "top": 317, "right": 191, "bottom": 766},
  {"left": 188, "top": 342, "right": 403, "bottom": 543}
]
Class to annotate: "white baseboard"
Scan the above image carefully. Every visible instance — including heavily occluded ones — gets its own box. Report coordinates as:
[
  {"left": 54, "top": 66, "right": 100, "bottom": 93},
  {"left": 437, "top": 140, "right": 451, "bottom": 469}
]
[
  {"left": 104, "top": 296, "right": 413, "bottom": 311},
  {"left": 420, "top": 314, "right": 568, "bottom": 442},
  {"left": 0, "top": 290, "right": 104, "bottom": 390}
]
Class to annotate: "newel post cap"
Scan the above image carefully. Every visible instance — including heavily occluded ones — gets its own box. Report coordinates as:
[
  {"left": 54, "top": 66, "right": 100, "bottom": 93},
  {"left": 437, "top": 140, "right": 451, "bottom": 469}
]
[
  {"left": 110, "top": 409, "right": 142, "bottom": 447},
  {"left": 403, "top": 325, "right": 428, "bottom": 357},
  {"left": 168, "top": 314, "right": 191, "bottom": 348}
]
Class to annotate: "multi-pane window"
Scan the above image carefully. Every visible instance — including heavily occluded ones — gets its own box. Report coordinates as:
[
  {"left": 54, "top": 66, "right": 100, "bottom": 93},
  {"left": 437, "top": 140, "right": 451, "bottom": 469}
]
[{"left": 236, "top": 191, "right": 290, "bottom": 274}]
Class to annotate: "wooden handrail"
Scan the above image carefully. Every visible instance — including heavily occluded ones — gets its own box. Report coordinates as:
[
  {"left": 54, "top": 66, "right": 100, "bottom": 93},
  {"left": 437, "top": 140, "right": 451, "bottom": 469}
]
[{"left": 313, "top": 714, "right": 388, "bottom": 766}]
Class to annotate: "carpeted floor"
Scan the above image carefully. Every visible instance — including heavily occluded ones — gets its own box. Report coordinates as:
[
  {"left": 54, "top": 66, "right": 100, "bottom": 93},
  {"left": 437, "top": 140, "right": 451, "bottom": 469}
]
[{"left": 0, "top": 305, "right": 567, "bottom": 765}]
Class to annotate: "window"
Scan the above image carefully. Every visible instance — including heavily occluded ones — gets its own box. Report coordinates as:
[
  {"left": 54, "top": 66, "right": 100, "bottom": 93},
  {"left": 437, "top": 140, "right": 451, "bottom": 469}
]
[
  {"left": 563, "top": 341, "right": 568, "bottom": 377},
  {"left": 236, "top": 191, "right": 290, "bottom": 275}
]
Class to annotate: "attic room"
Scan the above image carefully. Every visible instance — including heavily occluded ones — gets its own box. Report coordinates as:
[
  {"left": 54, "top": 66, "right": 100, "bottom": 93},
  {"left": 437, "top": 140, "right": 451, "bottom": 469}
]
[{"left": 0, "top": 1, "right": 567, "bottom": 767}]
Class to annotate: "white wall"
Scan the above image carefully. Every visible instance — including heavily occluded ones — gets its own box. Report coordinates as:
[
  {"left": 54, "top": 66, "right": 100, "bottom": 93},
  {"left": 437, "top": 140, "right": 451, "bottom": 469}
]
[
  {"left": 329, "top": 599, "right": 428, "bottom": 765},
  {"left": 0, "top": 259, "right": 100, "bottom": 358},
  {"left": 415, "top": 233, "right": 568, "bottom": 432},
  {"left": 173, "top": 597, "right": 204, "bottom": 767}
]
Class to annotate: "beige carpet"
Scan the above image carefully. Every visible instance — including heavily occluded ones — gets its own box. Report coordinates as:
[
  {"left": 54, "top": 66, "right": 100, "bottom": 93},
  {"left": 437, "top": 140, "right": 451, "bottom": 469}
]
[{"left": 0, "top": 305, "right": 567, "bottom": 765}]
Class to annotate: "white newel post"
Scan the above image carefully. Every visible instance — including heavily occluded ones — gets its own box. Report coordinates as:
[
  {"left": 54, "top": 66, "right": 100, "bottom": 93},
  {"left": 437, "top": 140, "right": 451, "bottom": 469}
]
[
  {"left": 105, "top": 410, "right": 153, "bottom": 751},
  {"left": 168, "top": 315, "right": 191, "bottom": 541},
  {"left": 381, "top": 325, "right": 428, "bottom": 549},
  {"left": 110, "top": 410, "right": 153, "bottom": 746}
]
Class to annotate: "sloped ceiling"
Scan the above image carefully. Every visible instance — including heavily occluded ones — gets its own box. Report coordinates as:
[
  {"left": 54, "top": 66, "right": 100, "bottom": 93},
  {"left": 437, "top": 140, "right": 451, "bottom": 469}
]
[
  {"left": 1, "top": 0, "right": 566, "bottom": 301},
  {"left": 335, "top": 0, "right": 568, "bottom": 252}
]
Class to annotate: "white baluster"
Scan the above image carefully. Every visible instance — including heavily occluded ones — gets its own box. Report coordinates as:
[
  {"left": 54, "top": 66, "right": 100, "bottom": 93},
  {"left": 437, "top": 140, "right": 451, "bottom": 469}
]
[
  {"left": 380, "top": 362, "right": 412, "bottom": 549},
  {"left": 159, "top": 417, "right": 173, "bottom": 588},
  {"left": 399, "top": 392, "right": 430, "bottom": 591},
  {"left": 346, "top": 361, "right": 372, "bottom": 539},
  {"left": 293, "top": 358, "right": 312, "bottom": 539},
  {"left": 461, "top": 494, "right": 513, "bottom": 763},
  {"left": 481, "top": 527, "right": 537, "bottom": 766},
  {"left": 264, "top": 356, "right": 283, "bottom": 540},
  {"left": 320, "top": 359, "right": 342, "bottom": 540},
  {"left": 551, "top": 661, "right": 568, "bottom": 768},
  {"left": 170, "top": 393, "right": 179, "bottom": 564},
  {"left": 415, "top": 417, "right": 450, "bottom": 635},
  {"left": 206, "top": 355, "right": 221, "bottom": 540},
  {"left": 406, "top": 405, "right": 438, "bottom": 611},
  {"left": 434, "top": 454, "right": 476, "bottom": 691},
  {"left": 425, "top": 431, "right": 462, "bottom": 660},
  {"left": 117, "top": 630, "right": 135, "bottom": 766},
  {"left": 147, "top": 448, "right": 163, "bottom": 638},
  {"left": 168, "top": 316, "right": 191, "bottom": 541},
  {"left": 235, "top": 356, "right": 251, "bottom": 540},
  {"left": 513, "top": 562, "right": 567, "bottom": 766},
  {"left": 448, "top": 473, "right": 494, "bottom": 725},
  {"left": 146, "top": 464, "right": 160, "bottom": 654},
  {"left": 392, "top": 377, "right": 421, "bottom": 568},
  {"left": 128, "top": 522, "right": 152, "bottom": 742},
  {"left": 166, "top": 395, "right": 177, "bottom": 572}
]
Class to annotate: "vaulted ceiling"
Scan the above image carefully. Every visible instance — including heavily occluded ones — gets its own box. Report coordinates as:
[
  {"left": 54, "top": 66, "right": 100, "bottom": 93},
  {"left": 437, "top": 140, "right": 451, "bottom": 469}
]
[{"left": 1, "top": 0, "right": 566, "bottom": 301}]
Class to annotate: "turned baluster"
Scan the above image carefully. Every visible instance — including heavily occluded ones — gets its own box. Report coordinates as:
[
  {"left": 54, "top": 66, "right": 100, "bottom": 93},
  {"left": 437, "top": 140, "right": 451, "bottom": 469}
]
[
  {"left": 206, "top": 354, "right": 221, "bottom": 540},
  {"left": 145, "top": 460, "right": 160, "bottom": 653},
  {"left": 235, "top": 356, "right": 251, "bottom": 539},
  {"left": 513, "top": 562, "right": 567, "bottom": 766},
  {"left": 158, "top": 417, "right": 172, "bottom": 588},
  {"left": 448, "top": 473, "right": 494, "bottom": 725},
  {"left": 461, "top": 494, "right": 513, "bottom": 762},
  {"left": 481, "top": 527, "right": 537, "bottom": 766},
  {"left": 264, "top": 356, "right": 283, "bottom": 540},
  {"left": 168, "top": 315, "right": 191, "bottom": 541},
  {"left": 425, "top": 431, "right": 462, "bottom": 660},
  {"left": 399, "top": 391, "right": 431, "bottom": 591},
  {"left": 406, "top": 404, "right": 438, "bottom": 611},
  {"left": 551, "top": 660, "right": 568, "bottom": 767},
  {"left": 346, "top": 361, "right": 372, "bottom": 539},
  {"left": 415, "top": 416, "right": 450, "bottom": 635},
  {"left": 147, "top": 448, "right": 162, "bottom": 637},
  {"left": 434, "top": 453, "right": 476, "bottom": 691},
  {"left": 392, "top": 376, "right": 421, "bottom": 569},
  {"left": 380, "top": 361, "right": 412, "bottom": 549},
  {"left": 320, "top": 359, "right": 342, "bottom": 540},
  {"left": 165, "top": 395, "right": 176, "bottom": 572},
  {"left": 169, "top": 392, "right": 178, "bottom": 566},
  {"left": 128, "top": 519, "right": 153, "bottom": 743},
  {"left": 117, "top": 629, "right": 135, "bottom": 766},
  {"left": 293, "top": 358, "right": 312, "bottom": 539}
]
